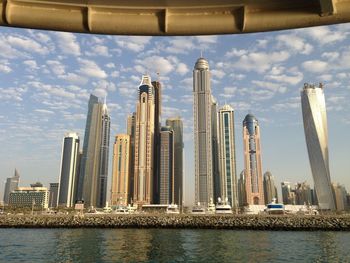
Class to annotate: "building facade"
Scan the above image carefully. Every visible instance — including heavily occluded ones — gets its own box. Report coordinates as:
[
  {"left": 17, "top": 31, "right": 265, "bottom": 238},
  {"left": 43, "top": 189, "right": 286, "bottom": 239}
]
[
  {"left": 134, "top": 75, "right": 155, "bottom": 205},
  {"left": 159, "top": 126, "right": 174, "bottom": 204},
  {"left": 111, "top": 134, "right": 130, "bottom": 206},
  {"left": 263, "top": 171, "right": 278, "bottom": 204},
  {"left": 49, "top": 183, "right": 59, "bottom": 208},
  {"left": 281, "top": 182, "right": 295, "bottom": 205},
  {"left": 3, "top": 169, "right": 20, "bottom": 205},
  {"left": 58, "top": 132, "right": 80, "bottom": 207},
  {"left": 127, "top": 112, "right": 136, "bottom": 203},
  {"left": 218, "top": 104, "right": 238, "bottom": 208},
  {"left": 193, "top": 57, "right": 213, "bottom": 206},
  {"left": 295, "top": 181, "right": 312, "bottom": 205},
  {"left": 301, "top": 83, "right": 335, "bottom": 210},
  {"left": 243, "top": 114, "right": 264, "bottom": 205},
  {"left": 152, "top": 80, "right": 162, "bottom": 204},
  {"left": 238, "top": 170, "right": 246, "bottom": 207},
  {"left": 78, "top": 94, "right": 110, "bottom": 208},
  {"left": 332, "top": 183, "right": 347, "bottom": 211},
  {"left": 165, "top": 117, "right": 183, "bottom": 206},
  {"left": 9, "top": 185, "right": 49, "bottom": 209},
  {"left": 211, "top": 97, "right": 220, "bottom": 203}
]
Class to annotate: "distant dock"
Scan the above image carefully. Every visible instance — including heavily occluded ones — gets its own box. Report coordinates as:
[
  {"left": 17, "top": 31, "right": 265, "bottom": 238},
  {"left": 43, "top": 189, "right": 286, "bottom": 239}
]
[{"left": 1, "top": 214, "right": 350, "bottom": 231}]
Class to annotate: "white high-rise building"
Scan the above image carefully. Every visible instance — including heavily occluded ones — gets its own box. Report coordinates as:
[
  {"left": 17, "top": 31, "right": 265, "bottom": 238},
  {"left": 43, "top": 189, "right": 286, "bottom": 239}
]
[
  {"left": 58, "top": 132, "right": 80, "bottom": 207},
  {"left": 301, "top": 83, "right": 335, "bottom": 210},
  {"left": 218, "top": 104, "right": 238, "bottom": 208},
  {"left": 193, "top": 57, "right": 213, "bottom": 206}
]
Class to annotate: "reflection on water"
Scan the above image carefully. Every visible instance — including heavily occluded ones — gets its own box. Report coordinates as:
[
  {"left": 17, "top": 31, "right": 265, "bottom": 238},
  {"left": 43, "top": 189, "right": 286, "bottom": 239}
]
[{"left": 0, "top": 229, "right": 349, "bottom": 262}]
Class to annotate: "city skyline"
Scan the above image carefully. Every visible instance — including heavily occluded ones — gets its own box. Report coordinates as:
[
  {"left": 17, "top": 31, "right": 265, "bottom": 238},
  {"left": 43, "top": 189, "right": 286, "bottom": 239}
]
[{"left": 0, "top": 25, "right": 350, "bottom": 205}]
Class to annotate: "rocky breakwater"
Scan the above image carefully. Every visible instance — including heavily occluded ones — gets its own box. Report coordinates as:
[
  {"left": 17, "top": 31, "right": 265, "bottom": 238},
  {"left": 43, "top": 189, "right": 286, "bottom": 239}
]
[{"left": 0, "top": 214, "right": 350, "bottom": 231}]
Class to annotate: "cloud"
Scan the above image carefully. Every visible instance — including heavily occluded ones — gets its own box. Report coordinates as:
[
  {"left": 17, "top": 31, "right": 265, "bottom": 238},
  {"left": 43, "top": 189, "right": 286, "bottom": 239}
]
[
  {"left": 266, "top": 68, "right": 303, "bottom": 85},
  {"left": 195, "top": 36, "right": 218, "bottom": 44},
  {"left": 211, "top": 69, "right": 226, "bottom": 79},
  {"left": 276, "top": 34, "right": 313, "bottom": 55},
  {"left": 34, "top": 109, "right": 55, "bottom": 115},
  {"left": 86, "top": 45, "right": 110, "bottom": 57},
  {"left": 300, "top": 26, "right": 346, "bottom": 45},
  {"left": 6, "top": 35, "right": 49, "bottom": 55},
  {"left": 0, "top": 61, "right": 11, "bottom": 73},
  {"left": 47, "top": 60, "right": 65, "bottom": 75},
  {"left": 55, "top": 32, "right": 81, "bottom": 56},
  {"left": 225, "top": 48, "right": 248, "bottom": 57},
  {"left": 78, "top": 58, "right": 107, "bottom": 78},
  {"left": 115, "top": 36, "right": 152, "bottom": 52},
  {"left": 0, "top": 87, "right": 25, "bottom": 101},
  {"left": 135, "top": 56, "right": 174, "bottom": 76},
  {"left": 321, "top": 52, "right": 339, "bottom": 61},
  {"left": 252, "top": 80, "right": 287, "bottom": 93},
  {"left": 302, "top": 60, "right": 328, "bottom": 73},
  {"left": 176, "top": 63, "right": 189, "bottom": 75},
  {"left": 30, "top": 81, "right": 76, "bottom": 99},
  {"left": 233, "top": 51, "right": 290, "bottom": 73},
  {"left": 59, "top": 73, "right": 88, "bottom": 85},
  {"left": 164, "top": 38, "right": 195, "bottom": 54}
]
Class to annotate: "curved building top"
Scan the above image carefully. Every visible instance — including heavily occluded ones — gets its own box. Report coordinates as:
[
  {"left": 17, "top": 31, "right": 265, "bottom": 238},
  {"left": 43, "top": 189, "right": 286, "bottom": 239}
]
[
  {"left": 139, "top": 75, "right": 154, "bottom": 95},
  {"left": 194, "top": 57, "right": 209, "bottom": 70},
  {"left": 220, "top": 104, "right": 234, "bottom": 112},
  {"left": 243, "top": 113, "right": 258, "bottom": 135}
]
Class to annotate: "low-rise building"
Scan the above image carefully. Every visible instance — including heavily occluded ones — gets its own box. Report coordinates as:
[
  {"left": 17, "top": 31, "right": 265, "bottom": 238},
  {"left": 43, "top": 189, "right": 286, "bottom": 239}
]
[{"left": 9, "top": 185, "right": 49, "bottom": 209}]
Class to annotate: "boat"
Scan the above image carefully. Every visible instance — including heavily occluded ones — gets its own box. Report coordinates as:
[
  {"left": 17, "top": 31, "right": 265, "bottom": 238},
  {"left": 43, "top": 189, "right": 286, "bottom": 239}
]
[
  {"left": 86, "top": 206, "right": 104, "bottom": 214},
  {"left": 265, "top": 198, "right": 285, "bottom": 215},
  {"left": 191, "top": 202, "right": 206, "bottom": 214},
  {"left": 166, "top": 204, "right": 180, "bottom": 214},
  {"left": 215, "top": 197, "right": 232, "bottom": 214},
  {"left": 113, "top": 206, "right": 129, "bottom": 214},
  {"left": 207, "top": 198, "right": 216, "bottom": 214},
  {"left": 103, "top": 202, "right": 112, "bottom": 213}
]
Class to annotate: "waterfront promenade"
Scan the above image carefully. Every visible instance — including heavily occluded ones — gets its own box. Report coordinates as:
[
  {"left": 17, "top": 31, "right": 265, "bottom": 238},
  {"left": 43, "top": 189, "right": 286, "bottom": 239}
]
[{"left": 0, "top": 214, "right": 350, "bottom": 231}]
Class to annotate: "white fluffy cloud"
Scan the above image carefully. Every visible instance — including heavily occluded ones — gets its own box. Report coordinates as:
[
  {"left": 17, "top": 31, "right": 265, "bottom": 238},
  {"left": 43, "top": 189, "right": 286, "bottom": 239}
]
[
  {"left": 135, "top": 56, "right": 174, "bottom": 76},
  {"left": 302, "top": 60, "right": 328, "bottom": 73},
  {"left": 176, "top": 63, "right": 189, "bottom": 76},
  {"left": 115, "top": 36, "right": 152, "bottom": 52},
  {"left": 276, "top": 34, "right": 313, "bottom": 55},
  {"left": 55, "top": 32, "right": 81, "bottom": 56},
  {"left": 78, "top": 58, "right": 107, "bottom": 78}
]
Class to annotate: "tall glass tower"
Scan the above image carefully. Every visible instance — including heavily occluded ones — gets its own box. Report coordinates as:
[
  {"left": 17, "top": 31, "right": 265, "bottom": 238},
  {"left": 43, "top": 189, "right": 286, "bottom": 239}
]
[
  {"left": 166, "top": 117, "right": 184, "bottom": 206},
  {"left": 78, "top": 94, "right": 110, "bottom": 208},
  {"left": 218, "top": 104, "right": 238, "bottom": 208},
  {"left": 243, "top": 114, "right": 264, "bottom": 205},
  {"left": 301, "top": 83, "right": 335, "bottom": 210},
  {"left": 58, "top": 132, "right": 80, "bottom": 207},
  {"left": 193, "top": 57, "right": 213, "bottom": 206}
]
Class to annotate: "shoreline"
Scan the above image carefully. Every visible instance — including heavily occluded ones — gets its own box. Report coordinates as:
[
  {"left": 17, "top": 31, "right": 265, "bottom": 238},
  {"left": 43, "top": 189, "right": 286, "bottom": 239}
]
[{"left": 1, "top": 214, "right": 350, "bottom": 231}]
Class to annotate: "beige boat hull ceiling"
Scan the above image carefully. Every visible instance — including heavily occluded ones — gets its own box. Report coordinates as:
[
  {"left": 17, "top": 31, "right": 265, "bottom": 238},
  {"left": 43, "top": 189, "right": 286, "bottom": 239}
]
[{"left": 0, "top": 0, "right": 348, "bottom": 35}]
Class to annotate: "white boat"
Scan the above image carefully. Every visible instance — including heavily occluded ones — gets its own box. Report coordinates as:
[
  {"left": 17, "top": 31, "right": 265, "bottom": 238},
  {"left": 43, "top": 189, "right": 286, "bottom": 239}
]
[
  {"left": 166, "top": 204, "right": 180, "bottom": 214},
  {"left": 191, "top": 202, "right": 206, "bottom": 214},
  {"left": 113, "top": 206, "right": 129, "bottom": 214},
  {"left": 215, "top": 198, "right": 232, "bottom": 214},
  {"left": 265, "top": 198, "right": 285, "bottom": 215},
  {"left": 207, "top": 198, "right": 216, "bottom": 214}
]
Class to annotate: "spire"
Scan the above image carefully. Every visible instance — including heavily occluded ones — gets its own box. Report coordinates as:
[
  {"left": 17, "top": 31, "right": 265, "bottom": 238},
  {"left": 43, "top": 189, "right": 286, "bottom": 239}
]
[
  {"left": 102, "top": 94, "right": 108, "bottom": 114},
  {"left": 14, "top": 168, "right": 19, "bottom": 178}
]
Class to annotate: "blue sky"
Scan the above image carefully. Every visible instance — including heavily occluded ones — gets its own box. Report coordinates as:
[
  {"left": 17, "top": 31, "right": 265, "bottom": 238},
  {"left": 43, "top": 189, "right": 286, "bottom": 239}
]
[{"left": 0, "top": 24, "right": 349, "bottom": 205}]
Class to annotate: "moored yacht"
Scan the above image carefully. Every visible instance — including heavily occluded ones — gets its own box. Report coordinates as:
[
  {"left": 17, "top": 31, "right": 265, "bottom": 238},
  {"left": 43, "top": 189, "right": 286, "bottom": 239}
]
[
  {"left": 265, "top": 198, "right": 285, "bottom": 215},
  {"left": 215, "top": 197, "right": 232, "bottom": 214},
  {"left": 191, "top": 202, "right": 206, "bottom": 214},
  {"left": 207, "top": 198, "right": 216, "bottom": 214},
  {"left": 166, "top": 204, "right": 180, "bottom": 214}
]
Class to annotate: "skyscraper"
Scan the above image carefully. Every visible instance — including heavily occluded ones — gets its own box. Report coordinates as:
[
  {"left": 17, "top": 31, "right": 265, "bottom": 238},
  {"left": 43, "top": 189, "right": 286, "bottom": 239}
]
[
  {"left": 49, "top": 183, "right": 59, "bottom": 208},
  {"left": 243, "top": 114, "right": 264, "bottom": 205},
  {"left": 281, "top": 182, "right": 295, "bottom": 205},
  {"left": 111, "top": 134, "right": 130, "bottom": 206},
  {"left": 263, "top": 171, "right": 278, "bottom": 204},
  {"left": 58, "top": 132, "right": 80, "bottom": 207},
  {"left": 78, "top": 94, "right": 110, "bottom": 208},
  {"left": 152, "top": 80, "right": 162, "bottom": 204},
  {"left": 211, "top": 97, "right": 220, "bottom": 202},
  {"left": 166, "top": 117, "right": 183, "bottom": 206},
  {"left": 127, "top": 112, "right": 136, "bottom": 203},
  {"left": 238, "top": 170, "right": 246, "bottom": 207},
  {"left": 218, "top": 104, "right": 238, "bottom": 208},
  {"left": 98, "top": 101, "right": 111, "bottom": 208},
  {"left": 159, "top": 126, "right": 174, "bottom": 204},
  {"left": 193, "top": 57, "right": 213, "bottom": 206},
  {"left": 3, "top": 169, "right": 20, "bottom": 205},
  {"left": 301, "top": 83, "right": 335, "bottom": 210},
  {"left": 134, "top": 75, "right": 155, "bottom": 205},
  {"left": 295, "top": 181, "right": 312, "bottom": 205}
]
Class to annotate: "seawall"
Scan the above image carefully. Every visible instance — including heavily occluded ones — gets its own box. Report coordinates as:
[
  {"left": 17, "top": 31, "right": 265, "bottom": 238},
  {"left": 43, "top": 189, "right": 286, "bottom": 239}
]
[{"left": 1, "top": 214, "right": 350, "bottom": 231}]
